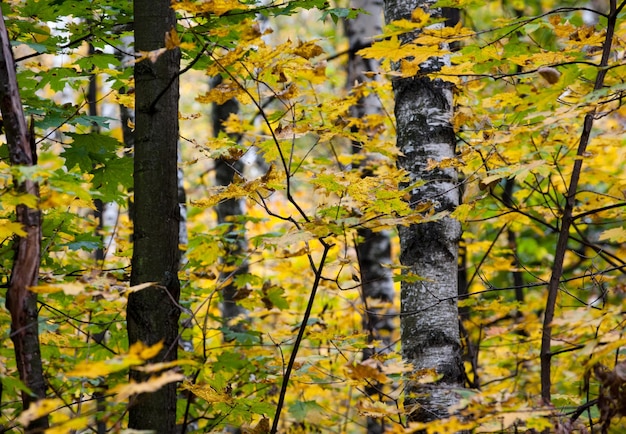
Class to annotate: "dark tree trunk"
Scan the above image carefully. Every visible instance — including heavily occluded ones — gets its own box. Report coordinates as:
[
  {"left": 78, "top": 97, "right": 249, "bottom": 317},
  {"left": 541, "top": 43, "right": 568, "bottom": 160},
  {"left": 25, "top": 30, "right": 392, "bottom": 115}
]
[
  {"left": 211, "top": 76, "right": 249, "bottom": 331},
  {"left": 127, "top": 1, "right": 181, "bottom": 432},
  {"left": 344, "top": 1, "right": 395, "bottom": 432},
  {"left": 86, "top": 42, "right": 107, "bottom": 263},
  {"left": 0, "top": 9, "right": 49, "bottom": 432}
]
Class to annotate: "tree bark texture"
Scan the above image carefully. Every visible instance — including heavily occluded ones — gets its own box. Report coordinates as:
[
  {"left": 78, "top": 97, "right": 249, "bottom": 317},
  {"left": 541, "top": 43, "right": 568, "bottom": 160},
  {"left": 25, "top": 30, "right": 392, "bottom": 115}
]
[
  {"left": 128, "top": 1, "right": 181, "bottom": 432},
  {"left": 384, "top": 0, "right": 464, "bottom": 424},
  {"left": 344, "top": 1, "right": 395, "bottom": 433},
  {"left": 0, "top": 9, "right": 49, "bottom": 432},
  {"left": 211, "top": 75, "right": 249, "bottom": 330}
]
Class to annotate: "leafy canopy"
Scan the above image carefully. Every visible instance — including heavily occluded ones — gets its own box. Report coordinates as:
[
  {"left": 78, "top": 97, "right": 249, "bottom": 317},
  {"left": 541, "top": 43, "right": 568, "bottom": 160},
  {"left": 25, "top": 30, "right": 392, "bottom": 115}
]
[{"left": 1, "top": 0, "right": 626, "bottom": 432}]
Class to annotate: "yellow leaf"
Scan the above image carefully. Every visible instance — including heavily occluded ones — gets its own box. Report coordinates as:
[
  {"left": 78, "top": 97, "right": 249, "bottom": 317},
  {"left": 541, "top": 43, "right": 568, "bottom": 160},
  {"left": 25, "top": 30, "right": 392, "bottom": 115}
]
[
  {"left": 509, "top": 51, "right": 575, "bottom": 68},
  {"left": 175, "top": 0, "right": 246, "bottom": 16},
  {"left": 416, "top": 22, "right": 474, "bottom": 45},
  {"left": 17, "top": 398, "right": 62, "bottom": 427},
  {"left": 384, "top": 16, "right": 433, "bottom": 37},
  {"left": 181, "top": 381, "right": 234, "bottom": 404},
  {"left": 0, "top": 221, "right": 26, "bottom": 237},
  {"left": 115, "top": 92, "right": 135, "bottom": 109},
  {"left": 137, "top": 48, "right": 167, "bottom": 64},
  {"left": 584, "top": 333, "right": 626, "bottom": 368},
  {"left": 361, "top": 36, "right": 447, "bottom": 65},
  {"left": 130, "top": 341, "right": 164, "bottom": 360},
  {"left": 28, "top": 282, "right": 84, "bottom": 295},
  {"left": 196, "top": 82, "right": 242, "bottom": 105},
  {"left": 191, "top": 165, "right": 283, "bottom": 208},
  {"left": 112, "top": 370, "right": 184, "bottom": 401},
  {"left": 408, "top": 416, "right": 475, "bottom": 434},
  {"left": 133, "top": 358, "right": 199, "bottom": 373},
  {"left": 271, "top": 229, "right": 315, "bottom": 248},
  {"left": 599, "top": 227, "right": 626, "bottom": 243},
  {"left": 410, "top": 7, "right": 430, "bottom": 26},
  {"left": 221, "top": 113, "right": 245, "bottom": 135},
  {"left": 356, "top": 400, "right": 400, "bottom": 418},
  {"left": 207, "top": 0, "right": 246, "bottom": 15},
  {"left": 126, "top": 281, "right": 161, "bottom": 294},
  {"left": 68, "top": 342, "right": 163, "bottom": 378},
  {"left": 241, "top": 416, "right": 270, "bottom": 434},
  {"left": 0, "top": 192, "right": 39, "bottom": 208},
  {"left": 69, "top": 356, "right": 141, "bottom": 378},
  {"left": 293, "top": 41, "right": 324, "bottom": 59},
  {"left": 345, "top": 359, "right": 389, "bottom": 383},
  {"left": 165, "top": 28, "right": 180, "bottom": 50},
  {"left": 358, "top": 36, "right": 403, "bottom": 61},
  {"left": 409, "top": 367, "right": 443, "bottom": 384},
  {"left": 45, "top": 415, "right": 90, "bottom": 434}
]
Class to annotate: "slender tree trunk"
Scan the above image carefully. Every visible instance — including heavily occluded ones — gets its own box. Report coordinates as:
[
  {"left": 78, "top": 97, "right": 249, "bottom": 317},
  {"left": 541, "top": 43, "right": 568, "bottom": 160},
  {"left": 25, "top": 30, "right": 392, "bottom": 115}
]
[
  {"left": 86, "top": 42, "right": 107, "bottom": 263},
  {"left": 118, "top": 36, "right": 136, "bottom": 154},
  {"left": 0, "top": 10, "right": 49, "bottom": 432},
  {"left": 211, "top": 76, "right": 249, "bottom": 331},
  {"left": 383, "top": 0, "right": 464, "bottom": 424},
  {"left": 344, "top": 1, "right": 395, "bottom": 433},
  {"left": 127, "top": 1, "right": 181, "bottom": 432},
  {"left": 503, "top": 179, "right": 525, "bottom": 302},
  {"left": 540, "top": 0, "right": 617, "bottom": 405}
]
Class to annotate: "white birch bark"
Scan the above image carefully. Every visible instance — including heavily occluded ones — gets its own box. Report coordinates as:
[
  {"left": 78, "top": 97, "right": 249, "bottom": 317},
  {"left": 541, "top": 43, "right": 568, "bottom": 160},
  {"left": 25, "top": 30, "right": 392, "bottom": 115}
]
[{"left": 383, "top": 0, "right": 465, "bottom": 424}]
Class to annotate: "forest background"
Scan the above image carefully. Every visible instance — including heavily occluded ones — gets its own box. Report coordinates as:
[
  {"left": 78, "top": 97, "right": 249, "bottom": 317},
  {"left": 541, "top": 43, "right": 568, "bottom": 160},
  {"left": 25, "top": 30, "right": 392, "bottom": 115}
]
[{"left": 0, "top": 0, "right": 626, "bottom": 433}]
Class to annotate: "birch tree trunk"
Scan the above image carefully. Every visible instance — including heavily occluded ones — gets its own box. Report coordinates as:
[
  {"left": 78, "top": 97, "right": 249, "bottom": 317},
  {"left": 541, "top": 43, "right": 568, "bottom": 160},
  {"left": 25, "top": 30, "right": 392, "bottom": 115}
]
[
  {"left": 383, "top": 0, "right": 465, "bottom": 424},
  {"left": 127, "top": 1, "right": 181, "bottom": 431},
  {"left": 344, "top": 1, "right": 395, "bottom": 433}
]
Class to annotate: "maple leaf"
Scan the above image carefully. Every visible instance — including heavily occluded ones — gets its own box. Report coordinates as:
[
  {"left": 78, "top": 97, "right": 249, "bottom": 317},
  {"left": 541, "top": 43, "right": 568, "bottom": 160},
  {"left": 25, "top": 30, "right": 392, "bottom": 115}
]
[
  {"left": 175, "top": 0, "right": 246, "bottom": 16},
  {"left": 196, "top": 81, "right": 245, "bottom": 105},
  {"left": 17, "top": 399, "right": 62, "bottom": 427},
  {"left": 0, "top": 221, "right": 26, "bottom": 237},
  {"left": 241, "top": 416, "right": 270, "bottom": 434},
  {"left": 164, "top": 28, "right": 180, "bottom": 50},
  {"left": 181, "top": 381, "right": 234, "bottom": 404},
  {"left": 111, "top": 371, "right": 185, "bottom": 401},
  {"left": 68, "top": 342, "right": 163, "bottom": 378},
  {"left": 599, "top": 227, "right": 626, "bottom": 243},
  {"left": 356, "top": 400, "right": 400, "bottom": 418},
  {"left": 358, "top": 36, "right": 405, "bottom": 62},
  {"left": 293, "top": 41, "right": 324, "bottom": 59},
  {"left": 345, "top": 359, "right": 389, "bottom": 383}
]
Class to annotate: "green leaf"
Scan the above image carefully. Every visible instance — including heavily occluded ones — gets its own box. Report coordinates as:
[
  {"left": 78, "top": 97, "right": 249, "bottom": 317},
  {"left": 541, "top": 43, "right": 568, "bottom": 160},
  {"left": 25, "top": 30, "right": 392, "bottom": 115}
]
[
  {"left": 62, "top": 133, "right": 122, "bottom": 172},
  {"left": 37, "top": 67, "right": 82, "bottom": 92},
  {"left": 264, "top": 286, "right": 289, "bottom": 310},
  {"left": 91, "top": 156, "right": 133, "bottom": 203},
  {"left": 221, "top": 328, "right": 262, "bottom": 345},
  {"left": 0, "top": 375, "right": 33, "bottom": 397},
  {"left": 288, "top": 400, "right": 324, "bottom": 422},
  {"left": 320, "top": 7, "right": 361, "bottom": 24},
  {"left": 74, "top": 52, "right": 121, "bottom": 71},
  {"left": 64, "top": 233, "right": 102, "bottom": 252},
  {"left": 214, "top": 351, "right": 251, "bottom": 372}
]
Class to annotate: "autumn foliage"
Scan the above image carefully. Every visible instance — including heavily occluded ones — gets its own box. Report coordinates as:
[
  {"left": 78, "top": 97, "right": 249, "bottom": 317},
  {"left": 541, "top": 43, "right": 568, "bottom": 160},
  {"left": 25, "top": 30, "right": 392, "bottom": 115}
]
[{"left": 0, "top": 0, "right": 625, "bottom": 433}]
